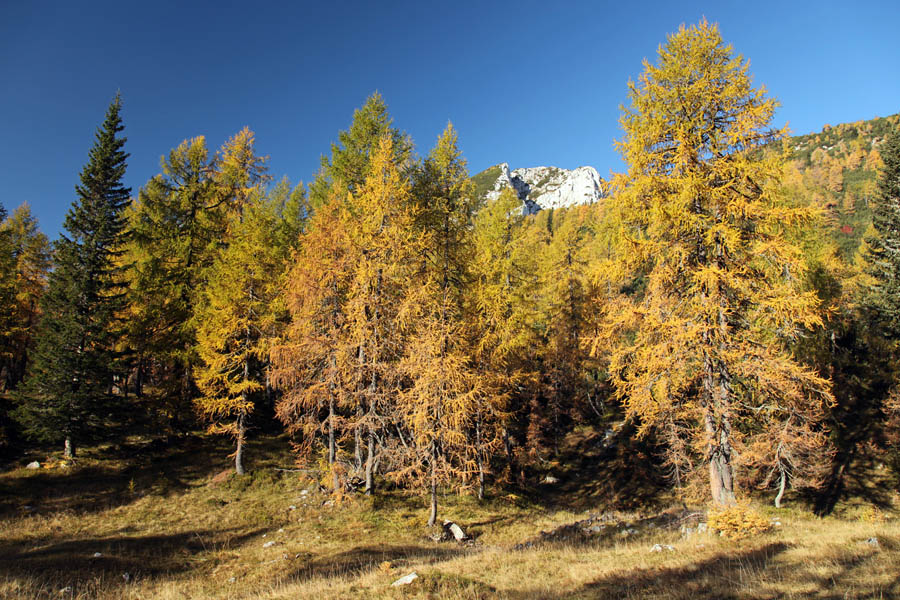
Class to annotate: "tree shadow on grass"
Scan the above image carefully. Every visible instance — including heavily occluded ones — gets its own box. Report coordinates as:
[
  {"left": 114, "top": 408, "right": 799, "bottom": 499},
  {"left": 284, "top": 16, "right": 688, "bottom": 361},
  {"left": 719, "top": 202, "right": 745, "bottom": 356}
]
[
  {"left": 285, "top": 543, "right": 469, "bottom": 584},
  {"left": 532, "top": 424, "right": 670, "bottom": 513},
  {"left": 0, "top": 527, "right": 265, "bottom": 593},
  {"left": 507, "top": 539, "right": 899, "bottom": 600},
  {"left": 0, "top": 433, "right": 296, "bottom": 520}
]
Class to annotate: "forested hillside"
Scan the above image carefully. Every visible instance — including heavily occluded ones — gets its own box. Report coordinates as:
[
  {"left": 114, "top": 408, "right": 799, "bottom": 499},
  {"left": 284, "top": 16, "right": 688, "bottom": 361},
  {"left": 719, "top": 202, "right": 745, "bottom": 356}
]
[{"left": 786, "top": 113, "right": 900, "bottom": 257}]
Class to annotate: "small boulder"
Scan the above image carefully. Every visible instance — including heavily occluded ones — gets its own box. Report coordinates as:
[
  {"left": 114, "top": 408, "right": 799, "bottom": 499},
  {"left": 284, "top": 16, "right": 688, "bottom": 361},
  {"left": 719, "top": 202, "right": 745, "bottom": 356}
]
[
  {"left": 542, "top": 475, "right": 559, "bottom": 484},
  {"left": 392, "top": 572, "right": 418, "bottom": 586},
  {"left": 25, "top": 461, "right": 40, "bottom": 470},
  {"left": 263, "top": 541, "right": 276, "bottom": 549},
  {"left": 442, "top": 520, "right": 469, "bottom": 542},
  {"left": 92, "top": 552, "right": 103, "bottom": 558}
]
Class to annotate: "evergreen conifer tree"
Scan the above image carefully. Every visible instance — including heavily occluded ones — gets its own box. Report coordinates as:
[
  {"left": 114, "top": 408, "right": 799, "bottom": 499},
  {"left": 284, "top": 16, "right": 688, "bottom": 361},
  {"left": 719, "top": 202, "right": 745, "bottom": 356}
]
[
  {"left": 865, "top": 127, "right": 900, "bottom": 336},
  {"left": 308, "top": 93, "right": 411, "bottom": 209},
  {"left": 14, "top": 95, "right": 131, "bottom": 458}
]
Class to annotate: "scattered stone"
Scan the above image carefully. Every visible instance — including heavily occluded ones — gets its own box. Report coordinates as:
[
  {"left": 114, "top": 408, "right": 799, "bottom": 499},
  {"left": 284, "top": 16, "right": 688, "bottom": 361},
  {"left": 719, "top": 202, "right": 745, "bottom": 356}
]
[
  {"left": 865, "top": 537, "right": 880, "bottom": 548},
  {"left": 59, "top": 587, "right": 73, "bottom": 595},
  {"left": 773, "top": 521, "right": 782, "bottom": 527},
  {"left": 277, "top": 528, "right": 284, "bottom": 533},
  {"left": 322, "top": 499, "right": 334, "bottom": 508},
  {"left": 442, "top": 520, "right": 469, "bottom": 542},
  {"left": 288, "top": 505, "right": 297, "bottom": 511},
  {"left": 391, "top": 572, "right": 419, "bottom": 586},
  {"left": 26, "top": 461, "right": 41, "bottom": 470},
  {"left": 590, "top": 525, "right": 603, "bottom": 534},
  {"left": 300, "top": 489, "right": 309, "bottom": 496},
  {"left": 228, "top": 577, "right": 236, "bottom": 583},
  {"left": 649, "top": 543, "right": 674, "bottom": 553},
  {"left": 263, "top": 541, "right": 276, "bottom": 549},
  {"left": 542, "top": 475, "right": 559, "bottom": 484},
  {"left": 92, "top": 552, "right": 103, "bottom": 558}
]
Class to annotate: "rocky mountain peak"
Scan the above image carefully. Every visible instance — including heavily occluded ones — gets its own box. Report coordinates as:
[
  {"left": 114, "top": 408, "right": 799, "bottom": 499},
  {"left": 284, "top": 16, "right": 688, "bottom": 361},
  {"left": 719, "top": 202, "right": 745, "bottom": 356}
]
[{"left": 478, "top": 163, "right": 605, "bottom": 214}]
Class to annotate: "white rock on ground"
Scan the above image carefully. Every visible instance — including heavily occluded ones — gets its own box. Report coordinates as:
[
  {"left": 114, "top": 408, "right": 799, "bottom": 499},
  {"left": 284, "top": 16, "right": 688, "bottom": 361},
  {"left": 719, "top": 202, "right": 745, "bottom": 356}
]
[
  {"left": 392, "top": 572, "right": 419, "bottom": 586},
  {"left": 26, "top": 461, "right": 40, "bottom": 469}
]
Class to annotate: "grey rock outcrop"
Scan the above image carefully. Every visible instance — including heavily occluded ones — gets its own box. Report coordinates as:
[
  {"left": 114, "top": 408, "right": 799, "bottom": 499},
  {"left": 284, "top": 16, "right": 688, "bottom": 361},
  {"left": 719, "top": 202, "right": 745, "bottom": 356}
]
[{"left": 483, "top": 163, "right": 605, "bottom": 214}]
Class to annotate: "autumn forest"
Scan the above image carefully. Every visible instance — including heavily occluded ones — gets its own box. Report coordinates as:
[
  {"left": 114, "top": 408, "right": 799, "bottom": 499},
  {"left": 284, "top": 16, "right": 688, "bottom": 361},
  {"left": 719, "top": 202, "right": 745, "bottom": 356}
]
[{"left": 2, "top": 20, "right": 900, "bottom": 599}]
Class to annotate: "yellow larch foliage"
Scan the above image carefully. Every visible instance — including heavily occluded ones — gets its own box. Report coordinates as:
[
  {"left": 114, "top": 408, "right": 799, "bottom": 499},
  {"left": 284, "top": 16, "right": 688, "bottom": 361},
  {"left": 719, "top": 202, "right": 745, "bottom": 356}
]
[{"left": 594, "top": 20, "right": 833, "bottom": 506}]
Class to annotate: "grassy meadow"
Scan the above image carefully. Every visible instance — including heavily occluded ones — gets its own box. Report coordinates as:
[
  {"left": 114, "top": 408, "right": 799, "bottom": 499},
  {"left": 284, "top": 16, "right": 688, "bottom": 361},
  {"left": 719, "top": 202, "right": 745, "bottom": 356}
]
[{"left": 1, "top": 430, "right": 899, "bottom": 599}]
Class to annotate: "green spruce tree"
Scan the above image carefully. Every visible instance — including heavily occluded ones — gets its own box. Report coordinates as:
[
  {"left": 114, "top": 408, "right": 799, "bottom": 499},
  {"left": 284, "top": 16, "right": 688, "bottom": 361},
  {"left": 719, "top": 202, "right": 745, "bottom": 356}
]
[
  {"left": 308, "top": 92, "right": 412, "bottom": 209},
  {"left": 14, "top": 95, "right": 131, "bottom": 458},
  {"left": 865, "top": 127, "right": 900, "bottom": 337}
]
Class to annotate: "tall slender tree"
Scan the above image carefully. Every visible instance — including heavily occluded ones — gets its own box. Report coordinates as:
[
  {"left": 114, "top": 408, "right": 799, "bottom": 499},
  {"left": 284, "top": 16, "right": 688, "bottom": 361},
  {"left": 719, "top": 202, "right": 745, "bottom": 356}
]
[
  {"left": 399, "top": 124, "right": 482, "bottom": 525},
  {"left": 594, "top": 22, "right": 832, "bottom": 505},
  {"left": 193, "top": 187, "right": 291, "bottom": 474},
  {"left": 125, "top": 136, "right": 218, "bottom": 416},
  {"left": 343, "top": 136, "right": 421, "bottom": 494},
  {"left": 15, "top": 95, "right": 131, "bottom": 458},
  {"left": 273, "top": 186, "right": 354, "bottom": 493}
]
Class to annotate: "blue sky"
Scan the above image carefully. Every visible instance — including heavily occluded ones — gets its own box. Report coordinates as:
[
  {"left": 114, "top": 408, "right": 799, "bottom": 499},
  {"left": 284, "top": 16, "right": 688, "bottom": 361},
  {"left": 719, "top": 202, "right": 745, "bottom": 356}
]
[{"left": 2, "top": 0, "right": 898, "bottom": 237}]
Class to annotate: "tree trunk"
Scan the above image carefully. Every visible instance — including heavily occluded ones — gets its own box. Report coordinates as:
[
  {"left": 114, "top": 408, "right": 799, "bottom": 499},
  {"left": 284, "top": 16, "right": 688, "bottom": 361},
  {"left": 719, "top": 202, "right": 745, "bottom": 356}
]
[
  {"left": 64, "top": 436, "right": 74, "bottom": 460},
  {"left": 427, "top": 445, "right": 438, "bottom": 527},
  {"left": 235, "top": 411, "right": 246, "bottom": 475},
  {"left": 476, "top": 414, "right": 485, "bottom": 500},
  {"left": 328, "top": 393, "right": 339, "bottom": 494},
  {"left": 705, "top": 409, "right": 735, "bottom": 505},
  {"left": 774, "top": 466, "right": 786, "bottom": 508},
  {"left": 354, "top": 407, "right": 363, "bottom": 470},
  {"left": 365, "top": 423, "right": 375, "bottom": 495}
]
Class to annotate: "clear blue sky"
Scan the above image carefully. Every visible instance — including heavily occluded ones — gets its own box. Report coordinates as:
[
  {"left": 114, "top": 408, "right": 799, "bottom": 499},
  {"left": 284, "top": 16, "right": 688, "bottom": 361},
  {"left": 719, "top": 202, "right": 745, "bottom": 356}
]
[{"left": 2, "top": 0, "right": 898, "bottom": 237}]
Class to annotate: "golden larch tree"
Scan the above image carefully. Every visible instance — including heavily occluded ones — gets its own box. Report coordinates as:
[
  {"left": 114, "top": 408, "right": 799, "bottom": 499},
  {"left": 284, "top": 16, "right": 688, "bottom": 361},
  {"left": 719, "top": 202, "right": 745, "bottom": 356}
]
[
  {"left": 343, "top": 136, "right": 422, "bottom": 494},
  {"left": 399, "top": 124, "right": 483, "bottom": 525},
  {"left": 594, "top": 20, "right": 833, "bottom": 505},
  {"left": 272, "top": 186, "right": 354, "bottom": 493}
]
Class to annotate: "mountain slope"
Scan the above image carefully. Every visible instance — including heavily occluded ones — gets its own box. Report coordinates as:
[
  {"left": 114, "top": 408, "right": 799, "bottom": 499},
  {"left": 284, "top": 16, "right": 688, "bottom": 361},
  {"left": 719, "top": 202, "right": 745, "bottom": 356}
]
[{"left": 785, "top": 113, "right": 898, "bottom": 258}]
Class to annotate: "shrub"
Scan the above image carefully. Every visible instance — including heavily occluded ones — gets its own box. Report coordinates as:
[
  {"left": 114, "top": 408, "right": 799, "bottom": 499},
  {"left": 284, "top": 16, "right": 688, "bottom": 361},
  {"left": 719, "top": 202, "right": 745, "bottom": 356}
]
[{"left": 708, "top": 502, "right": 772, "bottom": 540}]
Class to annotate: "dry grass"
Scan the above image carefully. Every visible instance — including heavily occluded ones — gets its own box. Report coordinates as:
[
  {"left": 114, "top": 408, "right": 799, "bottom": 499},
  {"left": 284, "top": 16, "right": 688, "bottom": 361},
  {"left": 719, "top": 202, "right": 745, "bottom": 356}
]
[{"left": 2, "top": 433, "right": 900, "bottom": 599}]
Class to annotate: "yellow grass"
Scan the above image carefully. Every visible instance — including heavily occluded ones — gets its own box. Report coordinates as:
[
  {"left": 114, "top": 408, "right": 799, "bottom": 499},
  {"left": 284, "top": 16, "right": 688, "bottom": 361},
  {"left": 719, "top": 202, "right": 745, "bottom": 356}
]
[{"left": 2, "top": 435, "right": 899, "bottom": 599}]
